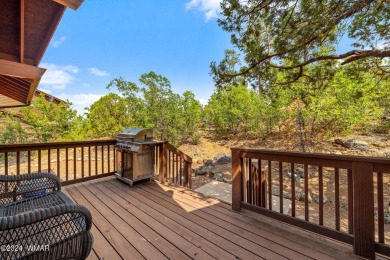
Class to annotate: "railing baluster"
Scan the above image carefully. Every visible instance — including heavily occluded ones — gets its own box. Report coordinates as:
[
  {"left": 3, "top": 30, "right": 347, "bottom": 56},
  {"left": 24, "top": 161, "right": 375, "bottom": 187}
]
[
  {"left": 113, "top": 145, "right": 116, "bottom": 172},
  {"left": 16, "top": 151, "right": 20, "bottom": 175},
  {"left": 65, "top": 148, "right": 69, "bottom": 181},
  {"left": 176, "top": 154, "right": 179, "bottom": 185},
  {"left": 5, "top": 152, "right": 8, "bottom": 191},
  {"left": 268, "top": 160, "right": 272, "bottom": 211},
  {"left": 81, "top": 146, "right": 84, "bottom": 178},
  {"left": 48, "top": 149, "right": 51, "bottom": 172},
  {"left": 335, "top": 168, "right": 340, "bottom": 231},
  {"left": 73, "top": 148, "right": 76, "bottom": 180},
  {"left": 180, "top": 157, "right": 183, "bottom": 186},
  {"left": 95, "top": 146, "right": 98, "bottom": 175},
  {"left": 57, "top": 148, "right": 60, "bottom": 179},
  {"left": 101, "top": 145, "right": 104, "bottom": 174},
  {"left": 319, "top": 166, "right": 323, "bottom": 226},
  {"left": 279, "top": 161, "right": 283, "bottom": 213},
  {"left": 27, "top": 150, "right": 31, "bottom": 173},
  {"left": 88, "top": 146, "right": 91, "bottom": 177},
  {"left": 377, "top": 172, "right": 384, "bottom": 244},
  {"left": 38, "top": 150, "right": 41, "bottom": 172},
  {"left": 108, "top": 145, "right": 110, "bottom": 173},
  {"left": 168, "top": 151, "right": 171, "bottom": 182},
  {"left": 347, "top": 169, "right": 353, "bottom": 234},
  {"left": 248, "top": 158, "right": 252, "bottom": 204},
  {"left": 291, "top": 163, "right": 295, "bottom": 217},
  {"left": 304, "top": 164, "right": 309, "bottom": 221},
  {"left": 256, "top": 160, "right": 260, "bottom": 206}
]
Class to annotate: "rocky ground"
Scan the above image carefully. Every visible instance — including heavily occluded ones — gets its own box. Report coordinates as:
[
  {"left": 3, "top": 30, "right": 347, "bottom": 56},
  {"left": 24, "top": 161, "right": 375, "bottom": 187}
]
[{"left": 179, "top": 132, "right": 390, "bottom": 190}]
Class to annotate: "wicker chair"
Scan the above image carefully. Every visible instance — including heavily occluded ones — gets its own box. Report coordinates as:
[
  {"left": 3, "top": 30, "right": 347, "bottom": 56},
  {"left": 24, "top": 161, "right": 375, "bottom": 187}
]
[{"left": 0, "top": 173, "right": 93, "bottom": 260}]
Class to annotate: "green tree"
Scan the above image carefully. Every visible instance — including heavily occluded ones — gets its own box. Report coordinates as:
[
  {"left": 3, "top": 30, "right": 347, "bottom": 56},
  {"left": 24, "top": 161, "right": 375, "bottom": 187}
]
[
  {"left": 0, "top": 115, "right": 28, "bottom": 144},
  {"left": 212, "top": 0, "right": 390, "bottom": 86},
  {"left": 20, "top": 94, "right": 78, "bottom": 142},
  {"left": 94, "top": 72, "right": 203, "bottom": 145},
  {"left": 86, "top": 93, "right": 131, "bottom": 138}
]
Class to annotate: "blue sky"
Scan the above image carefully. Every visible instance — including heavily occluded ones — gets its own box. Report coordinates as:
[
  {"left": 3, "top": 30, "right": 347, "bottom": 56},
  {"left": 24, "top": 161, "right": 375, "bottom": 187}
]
[{"left": 40, "top": 0, "right": 229, "bottom": 114}]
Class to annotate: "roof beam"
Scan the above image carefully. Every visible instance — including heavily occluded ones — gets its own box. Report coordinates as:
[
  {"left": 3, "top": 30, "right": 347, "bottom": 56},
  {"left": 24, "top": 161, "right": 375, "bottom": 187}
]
[
  {"left": 53, "top": 0, "right": 84, "bottom": 10},
  {"left": 0, "top": 59, "right": 46, "bottom": 80},
  {"left": 20, "top": 0, "right": 25, "bottom": 63}
]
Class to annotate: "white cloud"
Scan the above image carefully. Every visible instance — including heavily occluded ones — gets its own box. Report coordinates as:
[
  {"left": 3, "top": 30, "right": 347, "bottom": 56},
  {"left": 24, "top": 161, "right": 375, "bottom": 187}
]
[
  {"left": 199, "top": 98, "right": 208, "bottom": 106},
  {"left": 52, "top": 36, "right": 66, "bottom": 48},
  {"left": 89, "top": 67, "right": 109, "bottom": 77},
  {"left": 58, "top": 93, "right": 103, "bottom": 115},
  {"left": 40, "top": 63, "right": 79, "bottom": 90},
  {"left": 186, "top": 0, "right": 222, "bottom": 21}
]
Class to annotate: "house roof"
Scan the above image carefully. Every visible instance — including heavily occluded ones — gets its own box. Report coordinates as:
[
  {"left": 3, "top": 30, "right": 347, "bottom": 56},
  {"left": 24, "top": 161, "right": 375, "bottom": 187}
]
[{"left": 0, "top": 0, "right": 83, "bottom": 108}]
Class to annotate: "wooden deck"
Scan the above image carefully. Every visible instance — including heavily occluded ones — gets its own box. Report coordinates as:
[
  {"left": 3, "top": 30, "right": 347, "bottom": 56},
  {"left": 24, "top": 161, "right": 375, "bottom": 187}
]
[{"left": 64, "top": 176, "right": 366, "bottom": 260}]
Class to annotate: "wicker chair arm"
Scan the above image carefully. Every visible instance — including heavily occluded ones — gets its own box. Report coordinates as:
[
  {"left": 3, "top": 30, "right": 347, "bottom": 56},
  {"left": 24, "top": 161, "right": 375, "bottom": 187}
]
[{"left": 0, "top": 203, "right": 92, "bottom": 231}]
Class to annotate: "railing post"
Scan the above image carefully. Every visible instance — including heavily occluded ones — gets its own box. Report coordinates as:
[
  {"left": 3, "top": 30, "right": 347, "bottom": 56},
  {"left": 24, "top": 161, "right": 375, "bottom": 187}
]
[
  {"left": 159, "top": 143, "right": 167, "bottom": 184},
  {"left": 183, "top": 161, "right": 190, "bottom": 188},
  {"left": 352, "top": 162, "right": 375, "bottom": 259},
  {"left": 232, "top": 148, "right": 242, "bottom": 211}
]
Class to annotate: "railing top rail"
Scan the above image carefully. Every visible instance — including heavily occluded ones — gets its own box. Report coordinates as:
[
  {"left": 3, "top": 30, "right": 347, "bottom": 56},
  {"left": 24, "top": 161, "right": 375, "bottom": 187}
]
[
  {"left": 166, "top": 142, "right": 192, "bottom": 164},
  {"left": 0, "top": 140, "right": 116, "bottom": 152},
  {"left": 232, "top": 147, "right": 390, "bottom": 165}
]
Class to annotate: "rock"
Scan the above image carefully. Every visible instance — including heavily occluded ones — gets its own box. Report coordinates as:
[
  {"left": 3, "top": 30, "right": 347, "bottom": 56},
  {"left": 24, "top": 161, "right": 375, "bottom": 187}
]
[
  {"left": 294, "top": 167, "right": 305, "bottom": 178},
  {"left": 385, "top": 214, "right": 390, "bottom": 224},
  {"left": 295, "top": 191, "right": 312, "bottom": 203},
  {"left": 213, "top": 172, "right": 224, "bottom": 181},
  {"left": 334, "top": 138, "right": 369, "bottom": 151},
  {"left": 204, "top": 159, "right": 213, "bottom": 166},
  {"left": 287, "top": 172, "right": 302, "bottom": 184},
  {"left": 311, "top": 193, "right": 328, "bottom": 204},
  {"left": 213, "top": 153, "right": 231, "bottom": 165},
  {"left": 195, "top": 168, "right": 207, "bottom": 175},
  {"left": 197, "top": 159, "right": 203, "bottom": 164},
  {"left": 223, "top": 176, "right": 232, "bottom": 184}
]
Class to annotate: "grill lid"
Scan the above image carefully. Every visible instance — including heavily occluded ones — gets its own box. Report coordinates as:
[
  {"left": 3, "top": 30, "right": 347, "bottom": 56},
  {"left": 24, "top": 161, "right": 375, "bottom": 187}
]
[{"left": 117, "top": 128, "right": 154, "bottom": 142}]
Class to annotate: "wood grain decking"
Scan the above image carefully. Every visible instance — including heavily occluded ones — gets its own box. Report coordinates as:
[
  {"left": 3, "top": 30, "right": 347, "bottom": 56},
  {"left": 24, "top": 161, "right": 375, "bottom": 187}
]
[{"left": 64, "top": 177, "right": 365, "bottom": 259}]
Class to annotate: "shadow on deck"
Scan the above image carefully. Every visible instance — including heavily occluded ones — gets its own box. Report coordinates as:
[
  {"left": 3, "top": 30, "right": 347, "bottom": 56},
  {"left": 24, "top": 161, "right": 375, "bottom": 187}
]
[{"left": 63, "top": 176, "right": 370, "bottom": 259}]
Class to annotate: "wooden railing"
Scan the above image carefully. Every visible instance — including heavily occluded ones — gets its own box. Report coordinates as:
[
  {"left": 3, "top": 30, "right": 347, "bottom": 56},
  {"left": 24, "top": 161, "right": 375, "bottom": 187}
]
[
  {"left": 156, "top": 142, "right": 192, "bottom": 188},
  {"left": 232, "top": 148, "right": 390, "bottom": 259},
  {"left": 0, "top": 140, "right": 116, "bottom": 186}
]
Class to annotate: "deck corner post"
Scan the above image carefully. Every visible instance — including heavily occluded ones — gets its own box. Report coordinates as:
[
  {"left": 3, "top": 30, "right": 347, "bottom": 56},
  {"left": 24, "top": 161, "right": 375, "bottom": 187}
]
[
  {"left": 352, "top": 161, "right": 375, "bottom": 259},
  {"left": 232, "top": 148, "right": 242, "bottom": 211},
  {"left": 159, "top": 142, "right": 167, "bottom": 184}
]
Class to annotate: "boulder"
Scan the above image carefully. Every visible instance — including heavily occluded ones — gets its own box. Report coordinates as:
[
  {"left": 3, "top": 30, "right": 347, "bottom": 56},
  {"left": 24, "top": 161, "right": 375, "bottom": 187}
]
[
  {"left": 204, "top": 159, "right": 214, "bottom": 166},
  {"left": 213, "top": 172, "right": 224, "bottom": 181},
  {"left": 311, "top": 193, "right": 328, "bottom": 204},
  {"left": 334, "top": 138, "right": 369, "bottom": 151},
  {"left": 213, "top": 153, "right": 231, "bottom": 165},
  {"left": 223, "top": 176, "right": 232, "bottom": 184}
]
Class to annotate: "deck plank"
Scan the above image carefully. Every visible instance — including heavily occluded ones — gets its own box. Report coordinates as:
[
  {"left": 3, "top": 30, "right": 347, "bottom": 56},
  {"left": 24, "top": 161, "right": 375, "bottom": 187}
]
[
  {"left": 155, "top": 182, "right": 360, "bottom": 259},
  {"left": 106, "top": 180, "right": 239, "bottom": 259},
  {"left": 84, "top": 180, "right": 199, "bottom": 260},
  {"left": 140, "top": 182, "right": 317, "bottom": 260},
  {"left": 62, "top": 177, "right": 375, "bottom": 259},
  {"left": 66, "top": 185, "right": 145, "bottom": 259},
  {"left": 114, "top": 180, "right": 284, "bottom": 259},
  {"left": 72, "top": 183, "right": 168, "bottom": 260},
  {"left": 63, "top": 189, "right": 123, "bottom": 260}
]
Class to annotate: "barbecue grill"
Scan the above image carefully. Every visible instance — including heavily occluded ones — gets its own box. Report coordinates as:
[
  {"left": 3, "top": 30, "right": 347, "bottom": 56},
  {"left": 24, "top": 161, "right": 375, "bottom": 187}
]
[{"left": 115, "top": 128, "right": 163, "bottom": 185}]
